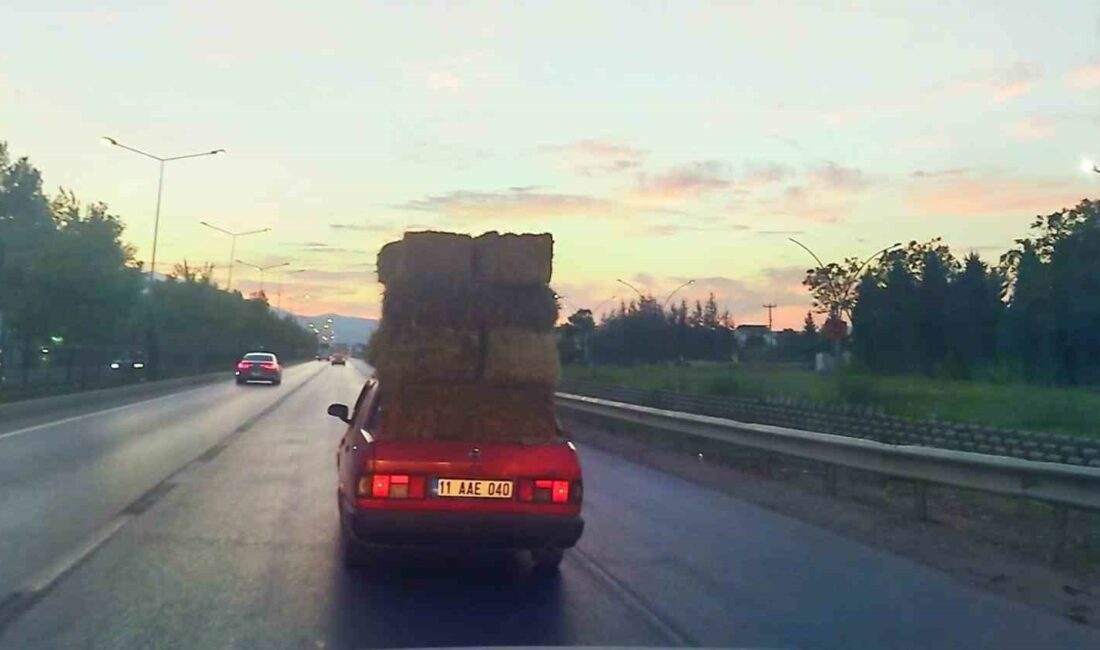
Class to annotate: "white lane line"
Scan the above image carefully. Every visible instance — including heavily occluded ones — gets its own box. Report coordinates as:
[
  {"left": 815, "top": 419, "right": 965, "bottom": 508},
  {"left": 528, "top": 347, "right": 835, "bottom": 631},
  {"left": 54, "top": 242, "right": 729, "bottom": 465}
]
[
  {"left": 0, "top": 385, "right": 221, "bottom": 442},
  {"left": 0, "top": 366, "right": 319, "bottom": 443},
  {"left": 571, "top": 546, "right": 695, "bottom": 646},
  {"left": 24, "top": 514, "right": 134, "bottom": 593}
]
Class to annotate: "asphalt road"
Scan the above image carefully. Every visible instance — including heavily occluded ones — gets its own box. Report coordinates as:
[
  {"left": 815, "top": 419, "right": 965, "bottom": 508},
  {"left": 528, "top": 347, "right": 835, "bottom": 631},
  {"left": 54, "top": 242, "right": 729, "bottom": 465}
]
[{"left": 1, "top": 360, "right": 1097, "bottom": 649}]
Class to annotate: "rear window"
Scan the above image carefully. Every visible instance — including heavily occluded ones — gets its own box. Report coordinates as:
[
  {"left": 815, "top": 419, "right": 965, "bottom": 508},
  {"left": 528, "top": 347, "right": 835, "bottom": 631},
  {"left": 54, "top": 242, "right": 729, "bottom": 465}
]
[{"left": 243, "top": 353, "right": 276, "bottom": 362}]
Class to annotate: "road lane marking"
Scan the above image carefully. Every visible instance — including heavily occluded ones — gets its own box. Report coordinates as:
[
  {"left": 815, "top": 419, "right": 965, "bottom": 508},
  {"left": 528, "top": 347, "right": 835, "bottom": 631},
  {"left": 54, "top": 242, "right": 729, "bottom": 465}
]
[
  {"left": 571, "top": 545, "right": 696, "bottom": 646},
  {"left": 0, "top": 365, "right": 317, "bottom": 443},
  {"left": 0, "top": 386, "right": 219, "bottom": 442},
  {"left": 0, "top": 365, "right": 328, "bottom": 634}
]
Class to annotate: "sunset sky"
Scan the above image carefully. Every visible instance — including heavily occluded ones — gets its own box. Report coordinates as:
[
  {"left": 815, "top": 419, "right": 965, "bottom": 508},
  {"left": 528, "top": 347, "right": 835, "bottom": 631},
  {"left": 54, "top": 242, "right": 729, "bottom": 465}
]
[{"left": 3, "top": 1, "right": 1099, "bottom": 328}]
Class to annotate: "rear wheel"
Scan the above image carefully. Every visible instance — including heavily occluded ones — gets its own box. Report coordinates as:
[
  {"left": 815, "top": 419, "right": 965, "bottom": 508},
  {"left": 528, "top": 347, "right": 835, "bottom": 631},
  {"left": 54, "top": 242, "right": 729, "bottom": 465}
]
[
  {"left": 339, "top": 507, "right": 374, "bottom": 568},
  {"left": 531, "top": 548, "right": 564, "bottom": 572}
]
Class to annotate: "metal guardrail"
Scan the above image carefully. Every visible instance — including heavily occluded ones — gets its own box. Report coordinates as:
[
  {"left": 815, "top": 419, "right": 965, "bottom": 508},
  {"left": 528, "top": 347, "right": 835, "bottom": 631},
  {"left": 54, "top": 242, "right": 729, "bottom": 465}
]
[
  {"left": 557, "top": 379, "right": 1100, "bottom": 468},
  {"left": 556, "top": 392, "right": 1100, "bottom": 513}
]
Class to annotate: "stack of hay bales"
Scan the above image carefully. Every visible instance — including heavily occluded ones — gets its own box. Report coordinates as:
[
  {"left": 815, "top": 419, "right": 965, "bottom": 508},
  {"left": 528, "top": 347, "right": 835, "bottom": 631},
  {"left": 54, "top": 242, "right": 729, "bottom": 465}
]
[{"left": 366, "top": 231, "right": 560, "bottom": 442}]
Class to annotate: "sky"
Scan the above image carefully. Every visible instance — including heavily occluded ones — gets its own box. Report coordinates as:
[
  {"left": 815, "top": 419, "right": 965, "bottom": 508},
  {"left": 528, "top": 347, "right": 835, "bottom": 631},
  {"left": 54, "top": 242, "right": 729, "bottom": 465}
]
[{"left": 2, "top": 0, "right": 1099, "bottom": 328}]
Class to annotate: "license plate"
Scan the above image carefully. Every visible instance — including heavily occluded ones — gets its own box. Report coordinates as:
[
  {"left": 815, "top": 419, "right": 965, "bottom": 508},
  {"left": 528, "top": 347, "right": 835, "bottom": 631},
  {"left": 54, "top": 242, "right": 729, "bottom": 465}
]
[{"left": 435, "top": 478, "right": 513, "bottom": 499}]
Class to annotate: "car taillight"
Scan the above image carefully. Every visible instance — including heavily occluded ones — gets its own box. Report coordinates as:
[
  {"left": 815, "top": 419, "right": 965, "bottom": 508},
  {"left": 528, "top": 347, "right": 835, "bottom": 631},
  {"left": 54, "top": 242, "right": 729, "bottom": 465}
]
[
  {"left": 358, "top": 474, "right": 425, "bottom": 499},
  {"left": 236, "top": 361, "right": 251, "bottom": 370},
  {"left": 261, "top": 363, "right": 277, "bottom": 370},
  {"left": 517, "top": 478, "right": 582, "bottom": 504}
]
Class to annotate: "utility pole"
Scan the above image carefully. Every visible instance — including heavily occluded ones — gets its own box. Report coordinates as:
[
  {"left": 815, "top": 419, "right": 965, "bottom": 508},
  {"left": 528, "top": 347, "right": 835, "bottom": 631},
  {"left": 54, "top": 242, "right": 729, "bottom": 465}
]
[{"left": 763, "top": 303, "right": 777, "bottom": 331}]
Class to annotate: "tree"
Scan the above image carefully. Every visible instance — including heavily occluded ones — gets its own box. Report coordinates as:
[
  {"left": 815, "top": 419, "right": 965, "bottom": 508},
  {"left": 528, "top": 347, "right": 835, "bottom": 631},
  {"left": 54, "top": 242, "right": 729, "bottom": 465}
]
[
  {"left": 946, "top": 254, "right": 1003, "bottom": 376},
  {"left": 916, "top": 249, "right": 952, "bottom": 375}
]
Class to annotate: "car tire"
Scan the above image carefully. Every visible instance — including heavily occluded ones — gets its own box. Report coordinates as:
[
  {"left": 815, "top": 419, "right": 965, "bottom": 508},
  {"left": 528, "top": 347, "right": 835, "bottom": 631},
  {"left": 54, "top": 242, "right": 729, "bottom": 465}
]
[
  {"left": 530, "top": 548, "right": 564, "bottom": 572},
  {"left": 340, "top": 523, "right": 374, "bottom": 568},
  {"left": 273, "top": 379, "right": 282, "bottom": 386},
  {"left": 235, "top": 378, "right": 245, "bottom": 385}
]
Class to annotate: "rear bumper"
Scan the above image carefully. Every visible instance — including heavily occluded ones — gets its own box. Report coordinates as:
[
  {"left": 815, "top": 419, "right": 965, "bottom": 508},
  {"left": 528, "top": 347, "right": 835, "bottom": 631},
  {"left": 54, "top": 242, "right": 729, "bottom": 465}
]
[{"left": 343, "top": 507, "right": 584, "bottom": 550}]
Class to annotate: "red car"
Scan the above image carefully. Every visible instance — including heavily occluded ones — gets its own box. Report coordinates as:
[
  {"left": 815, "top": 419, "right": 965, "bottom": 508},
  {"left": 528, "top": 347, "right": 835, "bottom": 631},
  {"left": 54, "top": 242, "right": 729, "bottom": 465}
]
[{"left": 328, "top": 378, "right": 584, "bottom": 571}]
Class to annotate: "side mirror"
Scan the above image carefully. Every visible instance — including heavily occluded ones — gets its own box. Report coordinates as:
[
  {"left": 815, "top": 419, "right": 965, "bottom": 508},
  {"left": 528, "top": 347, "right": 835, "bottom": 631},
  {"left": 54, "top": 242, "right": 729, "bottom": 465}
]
[{"left": 327, "top": 403, "right": 350, "bottom": 423}]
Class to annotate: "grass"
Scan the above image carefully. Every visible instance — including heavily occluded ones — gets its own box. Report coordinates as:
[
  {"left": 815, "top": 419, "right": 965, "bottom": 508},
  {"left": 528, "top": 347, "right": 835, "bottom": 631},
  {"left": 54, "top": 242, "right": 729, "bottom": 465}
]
[{"left": 562, "top": 363, "right": 1100, "bottom": 439}]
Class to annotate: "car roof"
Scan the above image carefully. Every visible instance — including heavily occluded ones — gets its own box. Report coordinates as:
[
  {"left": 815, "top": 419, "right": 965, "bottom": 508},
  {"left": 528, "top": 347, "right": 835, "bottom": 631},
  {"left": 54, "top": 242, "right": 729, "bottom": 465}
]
[{"left": 243, "top": 352, "right": 277, "bottom": 359}]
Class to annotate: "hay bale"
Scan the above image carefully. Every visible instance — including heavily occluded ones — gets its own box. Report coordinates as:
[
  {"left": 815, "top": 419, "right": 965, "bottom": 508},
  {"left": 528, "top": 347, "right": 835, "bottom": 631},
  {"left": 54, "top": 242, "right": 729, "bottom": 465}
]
[
  {"left": 367, "top": 325, "right": 480, "bottom": 383},
  {"left": 396, "top": 231, "right": 473, "bottom": 283},
  {"left": 483, "top": 328, "right": 559, "bottom": 384},
  {"left": 474, "top": 284, "right": 559, "bottom": 330},
  {"left": 376, "top": 240, "right": 403, "bottom": 285},
  {"left": 377, "top": 384, "right": 557, "bottom": 442},
  {"left": 474, "top": 232, "right": 553, "bottom": 286},
  {"left": 382, "top": 279, "right": 477, "bottom": 329}
]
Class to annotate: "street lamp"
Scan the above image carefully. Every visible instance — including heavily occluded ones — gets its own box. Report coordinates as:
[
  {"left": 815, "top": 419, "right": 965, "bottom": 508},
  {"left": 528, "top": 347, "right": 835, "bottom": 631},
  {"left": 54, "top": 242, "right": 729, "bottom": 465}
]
[
  {"left": 592, "top": 294, "right": 618, "bottom": 315},
  {"left": 276, "top": 269, "right": 309, "bottom": 312},
  {"left": 615, "top": 278, "right": 646, "bottom": 301},
  {"left": 101, "top": 137, "right": 225, "bottom": 281},
  {"left": 235, "top": 259, "right": 289, "bottom": 293},
  {"left": 199, "top": 221, "right": 271, "bottom": 290},
  {"left": 662, "top": 279, "right": 695, "bottom": 308},
  {"left": 788, "top": 238, "right": 901, "bottom": 322}
]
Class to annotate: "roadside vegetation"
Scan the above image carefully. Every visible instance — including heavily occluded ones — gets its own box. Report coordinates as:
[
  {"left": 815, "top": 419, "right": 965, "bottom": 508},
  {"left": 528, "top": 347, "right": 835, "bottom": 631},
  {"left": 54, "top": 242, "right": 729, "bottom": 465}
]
[
  {"left": 0, "top": 140, "right": 316, "bottom": 393},
  {"left": 562, "top": 363, "right": 1100, "bottom": 438}
]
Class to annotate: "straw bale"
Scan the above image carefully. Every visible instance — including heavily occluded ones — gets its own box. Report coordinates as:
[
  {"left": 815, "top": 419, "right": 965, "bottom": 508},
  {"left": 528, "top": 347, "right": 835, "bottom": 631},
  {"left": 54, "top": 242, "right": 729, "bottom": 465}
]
[
  {"left": 377, "top": 384, "right": 557, "bottom": 442},
  {"left": 376, "top": 240, "right": 403, "bottom": 285},
  {"left": 381, "top": 279, "right": 477, "bottom": 329},
  {"left": 474, "top": 232, "right": 553, "bottom": 286},
  {"left": 367, "top": 325, "right": 479, "bottom": 383},
  {"left": 483, "top": 328, "right": 559, "bottom": 385},
  {"left": 474, "top": 284, "right": 559, "bottom": 331},
  {"left": 396, "top": 231, "right": 473, "bottom": 283}
]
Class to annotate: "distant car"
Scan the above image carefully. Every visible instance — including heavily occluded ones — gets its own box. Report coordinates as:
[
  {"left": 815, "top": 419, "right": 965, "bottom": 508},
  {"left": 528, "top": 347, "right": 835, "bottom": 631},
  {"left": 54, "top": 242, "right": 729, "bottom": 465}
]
[
  {"left": 235, "top": 352, "right": 282, "bottom": 385},
  {"left": 315, "top": 354, "right": 324, "bottom": 361},
  {"left": 107, "top": 356, "right": 146, "bottom": 380},
  {"left": 330, "top": 354, "right": 346, "bottom": 366},
  {"left": 328, "top": 378, "right": 584, "bottom": 571}
]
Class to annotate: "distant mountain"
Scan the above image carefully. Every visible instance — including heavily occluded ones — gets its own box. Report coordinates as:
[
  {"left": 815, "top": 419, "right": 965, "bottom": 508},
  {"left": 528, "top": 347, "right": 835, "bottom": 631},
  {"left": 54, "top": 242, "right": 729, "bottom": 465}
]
[{"left": 291, "top": 313, "right": 379, "bottom": 345}]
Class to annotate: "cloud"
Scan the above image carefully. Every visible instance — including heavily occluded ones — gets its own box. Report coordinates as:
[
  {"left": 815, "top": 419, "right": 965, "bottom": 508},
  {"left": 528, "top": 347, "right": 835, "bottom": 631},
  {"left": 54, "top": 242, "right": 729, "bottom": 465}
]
[
  {"left": 807, "top": 162, "right": 871, "bottom": 191},
  {"left": 396, "top": 188, "right": 610, "bottom": 220},
  {"left": 284, "top": 269, "right": 378, "bottom": 283},
  {"left": 911, "top": 168, "right": 971, "bottom": 178},
  {"left": 955, "top": 61, "right": 1042, "bottom": 102},
  {"left": 632, "top": 160, "right": 731, "bottom": 200},
  {"left": 761, "top": 265, "right": 808, "bottom": 287},
  {"left": 756, "top": 230, "right": 806, "bottom": 235},
  {"left": 542, "top": 139, "right": 647, "bottom": 176},
  {"left": 1067, "top": 63, "right": 1100, "bottom": 90},
  {"left": 1003, "top": 115, "right": 1056, "bottom": 140},
  {"left": 300, "top": 242, "right": 329, "bottom": 248},
  {"left": 638, "top": 221, "right": 750, "bottom": 237},
  {"left": 742, "top": 162, "right": 793, "bottom": 185},
  {"left": 329, "top": 223, "right": 367, "bottom": 231},
  {"left": 908, "top": 175, "right": 1082, "bottom": 217}
]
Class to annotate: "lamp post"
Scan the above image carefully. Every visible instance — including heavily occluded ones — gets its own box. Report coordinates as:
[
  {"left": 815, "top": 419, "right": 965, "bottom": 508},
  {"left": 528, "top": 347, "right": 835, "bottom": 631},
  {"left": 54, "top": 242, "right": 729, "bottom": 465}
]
[
  {"left": 199, "top": 221, "right": 270, "bottom": 290},
  {"left": 276, "top": 269, "right": 309, "bottom": 312},
  {"left": 101, "top": 137, "right": 225, "bottom": 281},
  {"left": 615, "top": 278, "right": 646, "bottom": 301},
  {"left": 102, "top": 137, "right": 224, "bottom": 379},
  {"left": 235, "top": 260, "right": 289, "bottom": 295},
  {"left": 662, "top": 279, "right": 695, "bottom": 308},
  {"left": 788, "top": 238, "right": 901, "bottom": 370}
]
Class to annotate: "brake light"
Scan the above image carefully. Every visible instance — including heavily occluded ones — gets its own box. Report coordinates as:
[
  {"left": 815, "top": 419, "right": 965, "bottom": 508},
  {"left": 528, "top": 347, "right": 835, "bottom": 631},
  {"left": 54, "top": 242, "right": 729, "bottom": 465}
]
[
  {"left": 261, "top": 362, "right": 278, "bottom": 370},
  {"left": 518, "top": 478, "right": 581, "bottom": 504},
  {"left": 359, "top": 474, "right": 425, "bottom": 499},
  {"left": 236, "top": 361, "right": 251, "bottom": 370}
]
